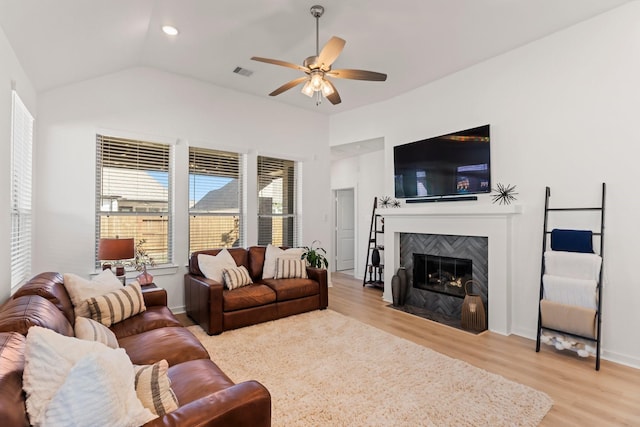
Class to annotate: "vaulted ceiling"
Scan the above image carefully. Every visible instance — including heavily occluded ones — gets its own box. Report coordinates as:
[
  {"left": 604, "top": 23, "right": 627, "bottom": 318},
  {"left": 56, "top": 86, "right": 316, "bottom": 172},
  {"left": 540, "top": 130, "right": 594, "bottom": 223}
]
[{"left": 0, "top": 0, "right": 630, "bottom": 114}]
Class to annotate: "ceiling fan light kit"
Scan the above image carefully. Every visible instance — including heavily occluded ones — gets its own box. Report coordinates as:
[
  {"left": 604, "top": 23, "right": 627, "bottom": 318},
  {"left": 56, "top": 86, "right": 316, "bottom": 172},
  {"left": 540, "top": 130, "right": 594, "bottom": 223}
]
[{"left": 251, "top": 4, "right": 387, "bottom": 106}]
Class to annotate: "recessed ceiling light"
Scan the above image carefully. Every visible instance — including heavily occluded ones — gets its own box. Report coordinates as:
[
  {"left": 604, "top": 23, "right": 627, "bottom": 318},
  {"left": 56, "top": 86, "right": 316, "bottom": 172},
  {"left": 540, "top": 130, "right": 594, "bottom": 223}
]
[{"left": 162, "top": 25, "right": 179, "bottom": 36}]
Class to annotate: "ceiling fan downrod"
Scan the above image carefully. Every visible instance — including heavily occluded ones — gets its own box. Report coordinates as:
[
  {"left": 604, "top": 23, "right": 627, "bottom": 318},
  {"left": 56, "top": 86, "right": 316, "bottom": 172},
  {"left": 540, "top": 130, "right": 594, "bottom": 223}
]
[{"left": 310, "top": 5, "right": 324, "bottom": 57}]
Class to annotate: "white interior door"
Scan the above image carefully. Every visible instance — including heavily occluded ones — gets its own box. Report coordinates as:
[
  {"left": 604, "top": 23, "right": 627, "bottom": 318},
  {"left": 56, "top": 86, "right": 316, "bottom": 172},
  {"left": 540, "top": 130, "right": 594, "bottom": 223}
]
[{"left": 335, "top": 188, "right": 355, "bottom": 271}]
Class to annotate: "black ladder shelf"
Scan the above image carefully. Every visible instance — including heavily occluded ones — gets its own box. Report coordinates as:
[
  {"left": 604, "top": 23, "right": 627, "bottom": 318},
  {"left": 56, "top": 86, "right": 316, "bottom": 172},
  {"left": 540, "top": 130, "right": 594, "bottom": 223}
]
[
  {"left": 535, "top": 182, "right": 606, "bottom": 370},
  {"left": 363, "top": 197, "right": 384, "bottom": 288}
]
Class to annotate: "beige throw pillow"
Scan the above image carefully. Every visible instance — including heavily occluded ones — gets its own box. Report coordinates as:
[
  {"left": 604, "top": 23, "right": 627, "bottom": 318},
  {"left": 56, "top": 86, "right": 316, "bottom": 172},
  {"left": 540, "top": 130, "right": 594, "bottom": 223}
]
[
  {"left": 262, "top": 244, "right": 305, "bottom": 279},
  {"left": 134, "top": 360, "right": 179, "bottom": 417},
  {"left": 64, "top": 269, "right": 123, "bottom": 318},
  {"left": 87, "top": 282, "right": 146, "bottom": 327},
  {"left": 275, "top": 258, "right": 308, "bottom": 279},
  {"left": 198, "top": 249, "right": 237, "bottom": 283},
  {"left": 74, "top": 316, "right": 119, "bottom": 349},
  {"left": 223, "top": 266, "right": 253, "bottom": 290}
]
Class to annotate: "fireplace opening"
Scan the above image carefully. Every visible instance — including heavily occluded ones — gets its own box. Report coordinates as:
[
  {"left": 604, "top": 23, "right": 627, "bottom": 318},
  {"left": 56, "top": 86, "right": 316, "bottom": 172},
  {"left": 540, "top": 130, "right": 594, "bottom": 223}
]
[{"left": 413, "top": 253, "right": 473, "bottom": 298}]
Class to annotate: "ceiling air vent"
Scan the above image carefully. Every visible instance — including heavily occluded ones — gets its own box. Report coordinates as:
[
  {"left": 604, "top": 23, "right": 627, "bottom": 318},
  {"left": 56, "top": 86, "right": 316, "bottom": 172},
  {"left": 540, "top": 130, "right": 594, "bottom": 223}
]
[{"left": 233, "top": 66, "right": 253, "bottom": 77}]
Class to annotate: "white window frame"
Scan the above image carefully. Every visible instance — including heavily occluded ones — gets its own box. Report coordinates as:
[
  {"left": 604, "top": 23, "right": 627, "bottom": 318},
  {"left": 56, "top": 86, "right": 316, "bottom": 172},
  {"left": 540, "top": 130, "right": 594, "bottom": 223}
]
[{"left": 10, "top": 90, "right": 34, "bottom": 290}]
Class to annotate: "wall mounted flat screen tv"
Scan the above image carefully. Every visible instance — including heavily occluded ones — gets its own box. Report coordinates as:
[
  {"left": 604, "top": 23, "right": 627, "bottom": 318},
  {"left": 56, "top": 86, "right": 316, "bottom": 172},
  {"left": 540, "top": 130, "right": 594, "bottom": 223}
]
[{"left": 394, "top": 125, "right": 490, "bottom": 199}]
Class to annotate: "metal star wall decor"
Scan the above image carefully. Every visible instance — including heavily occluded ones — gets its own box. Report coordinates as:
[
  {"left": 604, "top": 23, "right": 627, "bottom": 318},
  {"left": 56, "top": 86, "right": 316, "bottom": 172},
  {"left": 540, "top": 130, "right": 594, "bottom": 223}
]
[{"left": 491, "top": 183, "right": 518, "bottom": 205}]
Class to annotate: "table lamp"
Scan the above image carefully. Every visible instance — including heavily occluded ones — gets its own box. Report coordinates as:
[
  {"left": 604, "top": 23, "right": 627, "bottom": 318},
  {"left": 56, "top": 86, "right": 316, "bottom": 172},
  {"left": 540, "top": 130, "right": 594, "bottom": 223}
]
[{"left": 98, "top": 238, "right": 135, "bottom": 277}]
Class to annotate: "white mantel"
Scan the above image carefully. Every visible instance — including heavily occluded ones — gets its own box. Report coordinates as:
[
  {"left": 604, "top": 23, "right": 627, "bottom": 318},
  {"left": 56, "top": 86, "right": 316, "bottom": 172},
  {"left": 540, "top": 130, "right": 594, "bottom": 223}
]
[{"left": 380, "top": 203, "right": 522, "bottom": 335}]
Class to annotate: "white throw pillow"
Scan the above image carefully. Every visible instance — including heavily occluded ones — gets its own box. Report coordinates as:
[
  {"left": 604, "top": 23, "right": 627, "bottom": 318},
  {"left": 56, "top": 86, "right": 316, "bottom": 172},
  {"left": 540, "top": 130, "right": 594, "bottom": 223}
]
[
  {"left": 43, "top": 351, "right": 156, "bottom": 427},
  {"left": 198, "top": 249, "right": 237, "bottom": 283},
  {"left": 275, "top": 258, "right": 308, "bottom": 279},
  {"left": 74, "top": 316, "right": 119, "bottom": 349},
  {"left": 262, "top": 244, "right": 305, "bottom": 279},
  {"left": 64, "top": 269, "right": 123, "bottom": 318},
  {"left": 23, "top": 326, "right": 154, "bottom": 426}
]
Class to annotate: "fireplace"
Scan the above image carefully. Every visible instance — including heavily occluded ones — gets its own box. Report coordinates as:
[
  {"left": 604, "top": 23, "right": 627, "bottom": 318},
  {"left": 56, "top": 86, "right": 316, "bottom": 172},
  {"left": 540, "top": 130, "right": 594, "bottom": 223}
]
[
  {"left": 379, "top": 204, "right": 521, "bottom": 335},
  {"left": 413, "top": 253, "right": 473, "bottom": 298}
]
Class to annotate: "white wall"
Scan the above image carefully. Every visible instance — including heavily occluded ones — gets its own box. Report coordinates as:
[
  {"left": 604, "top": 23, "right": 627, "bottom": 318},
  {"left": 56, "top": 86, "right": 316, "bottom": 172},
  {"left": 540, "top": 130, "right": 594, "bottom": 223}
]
[
  {"left": 331, "top": 150, "right": 384, "bottom": 279},
  {"left": 329, "top": 2, "right": 640, "bottom": 367},
  {"left": 0, "top": 26, "right": 36, "bottom": 302},
  {"left": 34, "top": 67, "right": 331, "bottom": 311}
]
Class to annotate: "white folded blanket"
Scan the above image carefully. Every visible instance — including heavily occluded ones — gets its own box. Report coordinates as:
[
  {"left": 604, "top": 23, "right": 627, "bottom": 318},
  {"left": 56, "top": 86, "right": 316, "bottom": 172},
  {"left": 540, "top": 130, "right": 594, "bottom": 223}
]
[
  {"left": 543, "top": 274, "right": 597, "bottom": 310},
  {"left": 544, "top": 251, "right": 602, "bottom": 281}
]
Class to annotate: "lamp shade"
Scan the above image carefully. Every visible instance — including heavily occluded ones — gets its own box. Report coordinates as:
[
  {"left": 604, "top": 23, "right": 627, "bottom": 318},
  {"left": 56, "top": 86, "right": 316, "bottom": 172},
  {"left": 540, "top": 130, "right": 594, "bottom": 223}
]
[{"left": 98, "top": 238, "right": 135, "bottom": 261}]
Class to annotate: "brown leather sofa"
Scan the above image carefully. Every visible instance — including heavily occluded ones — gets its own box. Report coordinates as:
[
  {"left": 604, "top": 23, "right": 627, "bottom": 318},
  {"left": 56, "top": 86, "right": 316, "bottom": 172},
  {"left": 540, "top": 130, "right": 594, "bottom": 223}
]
[
  {"left": 185, "top": 246, "right": 328, "bottom": 335},
  {"left": 0, "top": 272, "right": 271, "bottom": 426}
]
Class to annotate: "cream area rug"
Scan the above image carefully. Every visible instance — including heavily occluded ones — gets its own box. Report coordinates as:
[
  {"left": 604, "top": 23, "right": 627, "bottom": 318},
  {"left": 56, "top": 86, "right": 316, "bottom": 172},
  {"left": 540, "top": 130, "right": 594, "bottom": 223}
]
[{"left": 188, "top": 310, "right": 552, "bottom": 426}]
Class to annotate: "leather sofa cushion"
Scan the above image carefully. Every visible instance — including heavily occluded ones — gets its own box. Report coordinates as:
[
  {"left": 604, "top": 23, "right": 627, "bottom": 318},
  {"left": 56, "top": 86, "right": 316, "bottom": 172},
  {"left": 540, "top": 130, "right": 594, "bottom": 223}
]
[
  {"left": 247, "top": 246, "right": 267, "bottom": 281},
  {"left": 261, "top": 278, "right": 319, "bottom": 302},
  {"left": 110, "top": 306, "right": 183, "bottom": 339},
  {"left": 12, "top": 272, "right": 75, "bottom": 326},
  {"left": 223, "top": 284, "right": 276, "bottom": 312},
  {"left": 0, "top": 295, "right": 74, "bottom": 337},
  {"left": 0, "top": 332, "right": 28, "bottom": 427},
  {"left": 167, "top": 359, "right": 235, "bottom": 405},
  {"left": 118, "top": 327, "right": 209, "bottom": 366}
]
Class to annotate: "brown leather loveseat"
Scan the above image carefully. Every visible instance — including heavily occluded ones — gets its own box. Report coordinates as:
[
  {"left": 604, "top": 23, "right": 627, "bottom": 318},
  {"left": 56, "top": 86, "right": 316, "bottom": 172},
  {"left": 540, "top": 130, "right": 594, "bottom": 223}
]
[
  {"left": 185, "top": 246, "right": 328, "bottom": 335},
  {"left": 0, "top": 272, "right": 271, "bottom": 426}
]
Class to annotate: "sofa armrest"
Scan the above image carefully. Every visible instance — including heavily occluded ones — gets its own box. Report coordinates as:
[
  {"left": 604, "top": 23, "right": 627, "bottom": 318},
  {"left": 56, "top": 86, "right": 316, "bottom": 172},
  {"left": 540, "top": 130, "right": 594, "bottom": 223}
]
[
  {"left": 184, "top": 274, "right": 224, "bottom": 335},
  {"left": 142, "top": 287, "right": 167, "bottom": 307},
  {"left": 306, "top": 267, "right": 328, "bottom": 309},
  {"left": 144, "top": 380, "right": 271, "bottom": 427}
]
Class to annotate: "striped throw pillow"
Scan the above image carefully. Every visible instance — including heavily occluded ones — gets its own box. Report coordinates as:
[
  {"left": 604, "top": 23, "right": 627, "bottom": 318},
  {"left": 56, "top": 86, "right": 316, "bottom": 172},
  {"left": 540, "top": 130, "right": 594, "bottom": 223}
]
[
  {"left": 87, "top": 282, "right": 146, "bottom": 327},
  {"left": 222, "top": 266, "right": 253, "bottom": 290},
  {"left": 275, "top": 258, "right": 308, "bottom": 279},
  {"left": 134, "top": 360, "right": 178, "bottom": 417},
  {"left": 74, "top": 316, "right": 119, "bottom": 349}
]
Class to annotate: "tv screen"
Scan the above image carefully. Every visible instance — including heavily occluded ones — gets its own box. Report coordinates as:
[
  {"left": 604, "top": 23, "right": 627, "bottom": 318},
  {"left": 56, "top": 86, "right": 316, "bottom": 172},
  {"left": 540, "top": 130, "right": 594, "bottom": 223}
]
[{"left": 394, "top": 125, "right": 490, "bottom": 199}]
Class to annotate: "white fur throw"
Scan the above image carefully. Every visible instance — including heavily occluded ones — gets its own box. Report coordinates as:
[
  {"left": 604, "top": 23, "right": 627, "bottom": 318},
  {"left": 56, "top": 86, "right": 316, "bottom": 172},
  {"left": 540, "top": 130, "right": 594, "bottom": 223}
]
[{"left": 23, "top": 326, "right": 155, "bottom": 426}]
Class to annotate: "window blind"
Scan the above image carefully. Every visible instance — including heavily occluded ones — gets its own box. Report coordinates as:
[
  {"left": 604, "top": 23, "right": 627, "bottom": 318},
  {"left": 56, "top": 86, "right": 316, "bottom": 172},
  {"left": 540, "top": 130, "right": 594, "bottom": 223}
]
[
  {"left": 189, "top": 147, "right": 244, "bottom": 253},
  {"left": 10, "top": 91, "right": 34, "bottom": 288},
  {"left": 257, "top": 155, "right": 298, "bottom": 247},
  {"left": 95, "top": 134, "right": 173, "bottom": 268}
]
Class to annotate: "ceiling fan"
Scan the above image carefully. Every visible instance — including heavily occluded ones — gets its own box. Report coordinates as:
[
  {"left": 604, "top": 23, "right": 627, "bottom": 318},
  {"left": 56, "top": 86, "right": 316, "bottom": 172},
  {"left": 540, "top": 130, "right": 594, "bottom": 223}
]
[{"left": 251, "top": 4, "right": 387, "bottom": 106}]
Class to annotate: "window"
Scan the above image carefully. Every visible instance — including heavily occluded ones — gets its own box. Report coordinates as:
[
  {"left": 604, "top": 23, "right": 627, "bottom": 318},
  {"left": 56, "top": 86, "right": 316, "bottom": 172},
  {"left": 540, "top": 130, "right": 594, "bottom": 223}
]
[
  {"left": 95, "top": 135, "right": 173, "bottom": 268},
  {"left": 10, "top": 91, "right": 34, "bottom": 288},
  {"left": 257, "top": 156, "right": 298, "bottom": 246},
  {"left": 189, "top": 147, "right": 243, "bottom": 253}
]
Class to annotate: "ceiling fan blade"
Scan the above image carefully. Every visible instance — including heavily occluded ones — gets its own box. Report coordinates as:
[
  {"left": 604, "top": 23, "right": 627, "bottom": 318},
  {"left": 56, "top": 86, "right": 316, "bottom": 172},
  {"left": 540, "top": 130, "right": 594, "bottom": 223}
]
[
  {"left": 325, "top": 80, "right": 341, "bottom": 105},
  {"left": 269, "top": 76, "right": 309, "bottom": 96},
  {"left": 251, "top": 56, "right": 310, "bottom": 73},
  {"left": 326, "top": 69, "right": 387, "bottom": 81},
  {"left": 317, "top": 36, "right": 346, "bottom": 69}
]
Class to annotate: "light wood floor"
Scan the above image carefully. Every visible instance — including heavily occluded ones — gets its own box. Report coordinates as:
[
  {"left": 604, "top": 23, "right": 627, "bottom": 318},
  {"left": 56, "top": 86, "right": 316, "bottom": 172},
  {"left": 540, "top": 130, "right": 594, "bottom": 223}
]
[{"left": 329, "top": 272, "right": 640, "bottom": 426}]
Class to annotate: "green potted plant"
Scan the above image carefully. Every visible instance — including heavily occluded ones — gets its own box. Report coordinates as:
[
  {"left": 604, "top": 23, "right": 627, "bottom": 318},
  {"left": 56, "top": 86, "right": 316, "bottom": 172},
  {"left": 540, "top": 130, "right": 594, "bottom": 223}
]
[{"left": 301, "top": 240, "right": 329, "bottom": 269}]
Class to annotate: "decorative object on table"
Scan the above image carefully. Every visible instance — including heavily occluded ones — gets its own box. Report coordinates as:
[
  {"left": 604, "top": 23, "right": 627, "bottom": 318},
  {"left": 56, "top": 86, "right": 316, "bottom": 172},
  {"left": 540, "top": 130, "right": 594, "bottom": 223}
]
[
  {"left": 98, "top": 238, "right": 135, "bottom": 278},
  {"left": 461, "top": 280, "right": 486, "bottom": 332},
  {"left": 371, "top": 247, "right": 381, "bottom": 267},
  {"left": 133, "top": 239, "right": 156, "bottom": 285},
  {"left": 378, "top": 195, "right": 401, "bottom": 208},
  {"left": 491, "top": 183, "right": 518, "bottom": 205},
  {"left": 397, "top": 267, "right": 408, "bottom": 306},
  {"left": 391, "top": 274, "right": 401, "bottom": 306},
  {"left": 301, "top": 240, "right": 329, "bottom": 269}
]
